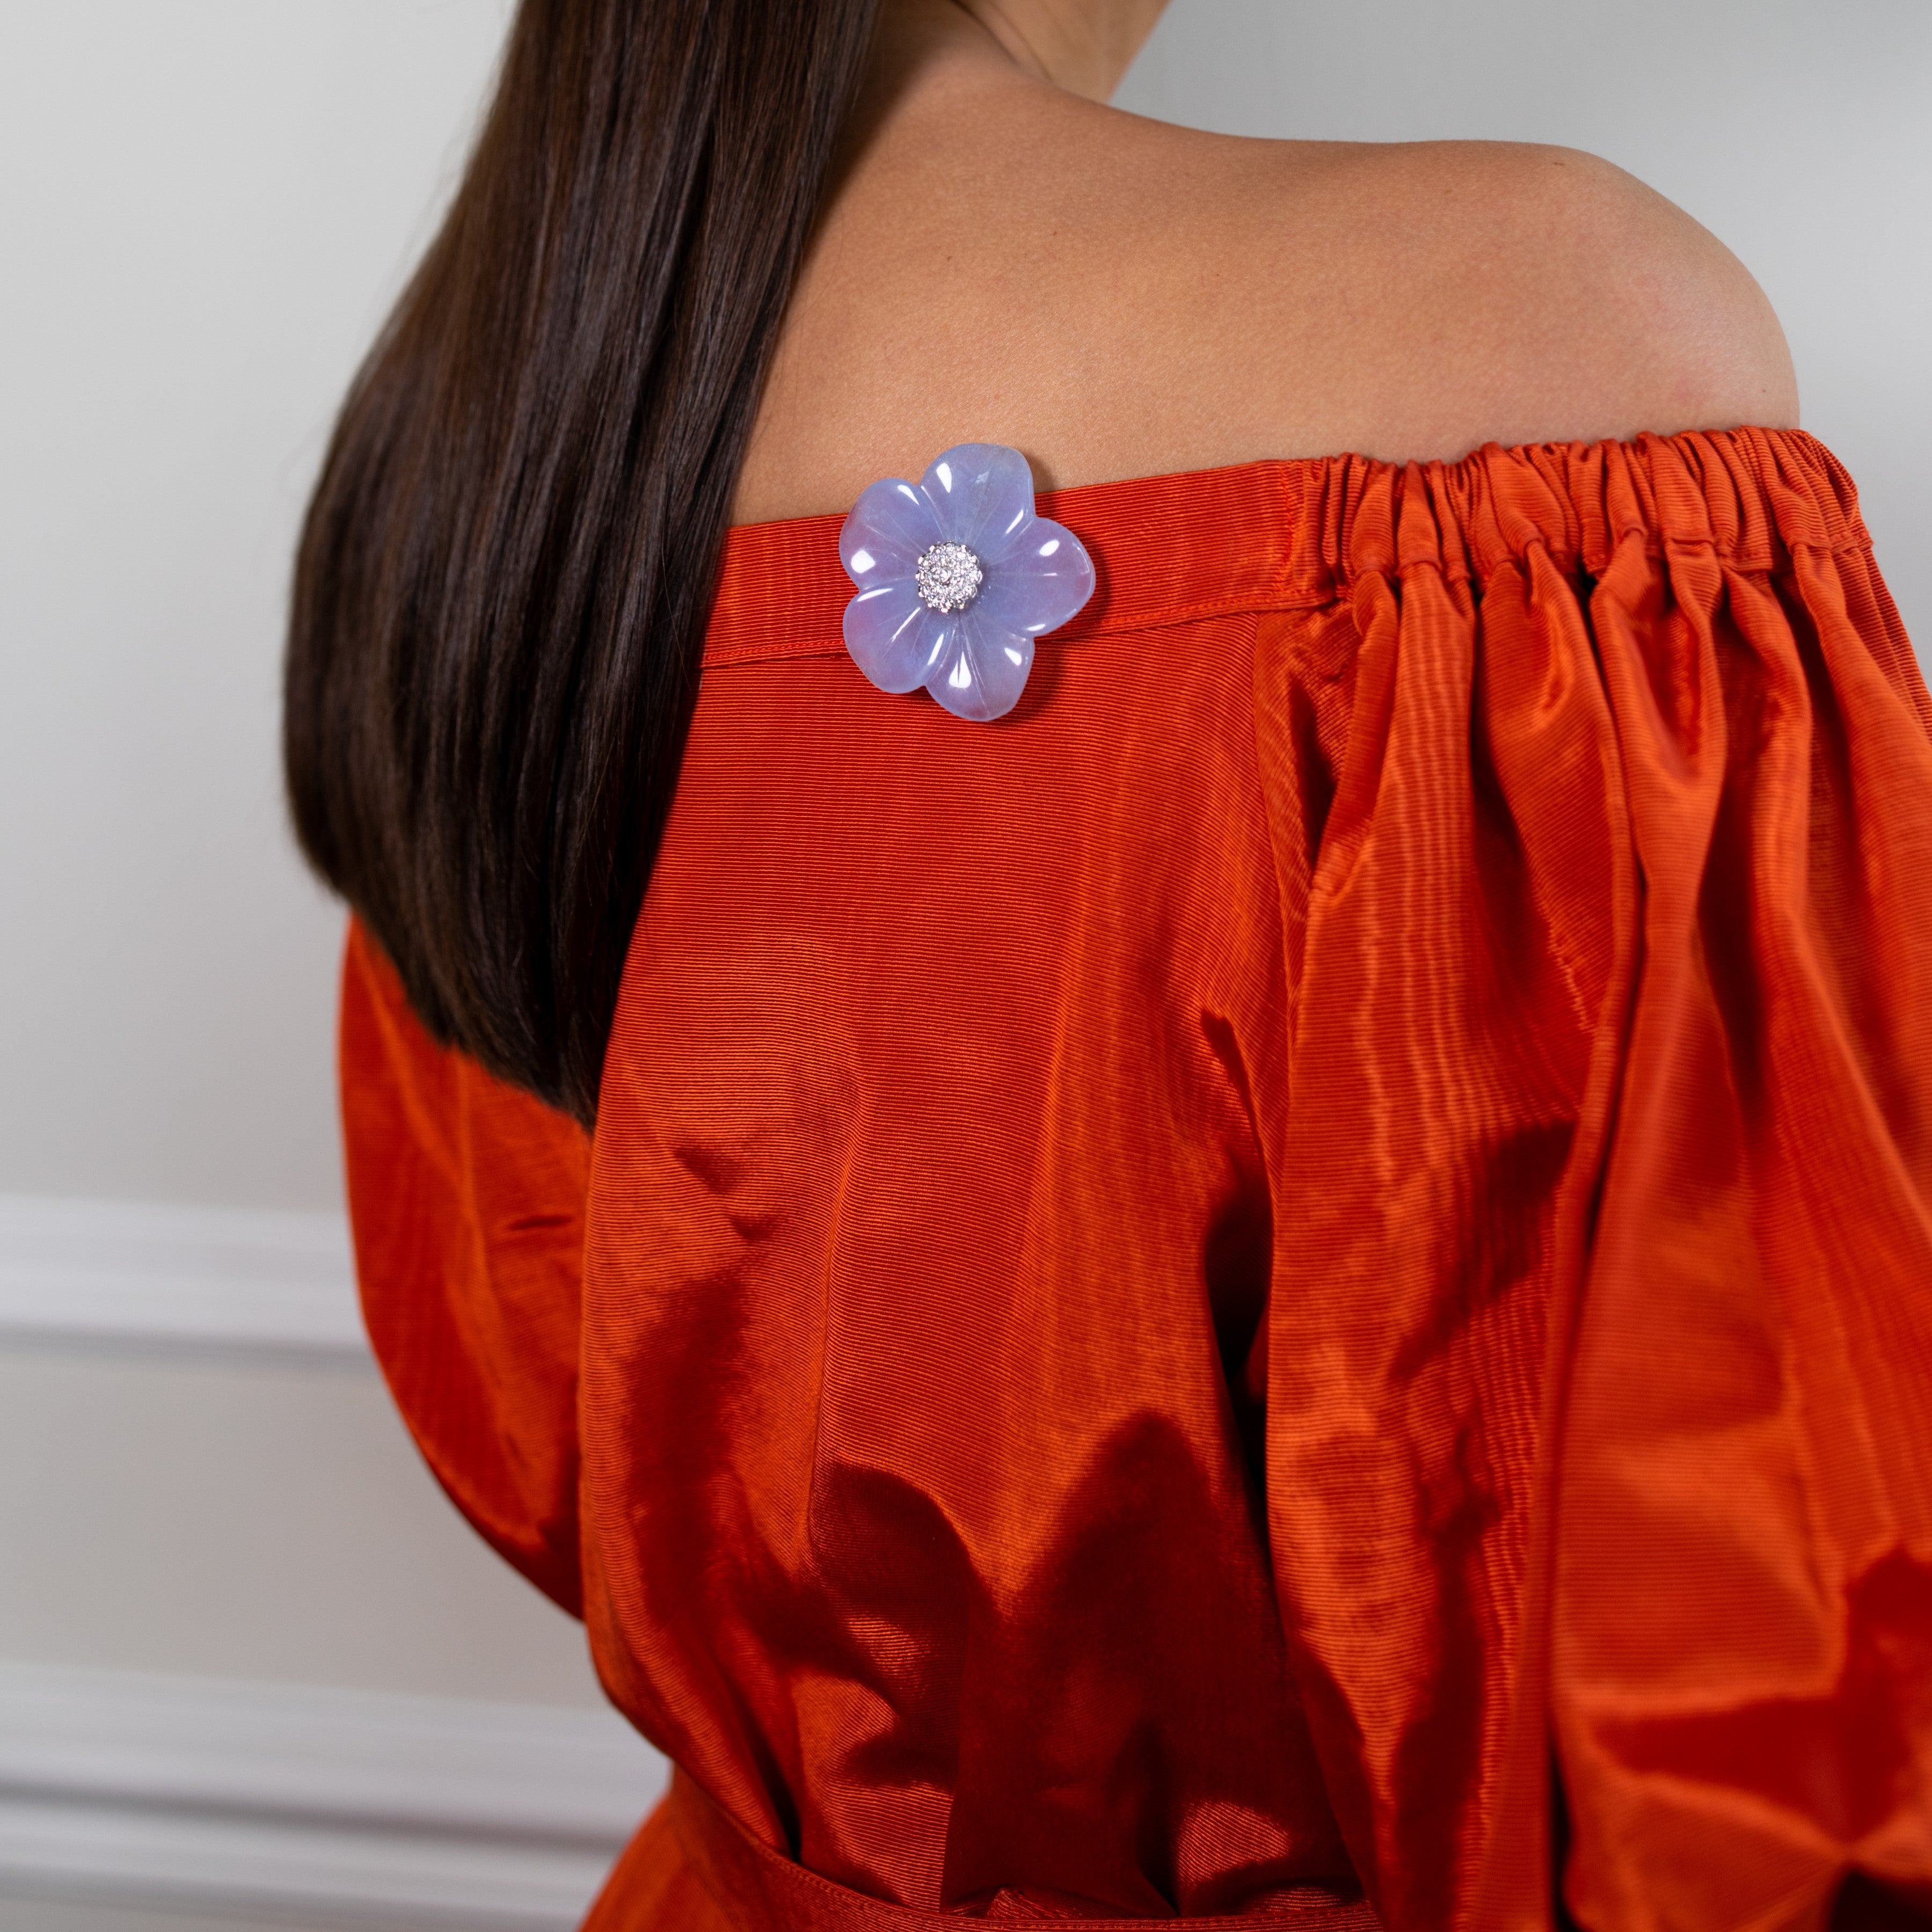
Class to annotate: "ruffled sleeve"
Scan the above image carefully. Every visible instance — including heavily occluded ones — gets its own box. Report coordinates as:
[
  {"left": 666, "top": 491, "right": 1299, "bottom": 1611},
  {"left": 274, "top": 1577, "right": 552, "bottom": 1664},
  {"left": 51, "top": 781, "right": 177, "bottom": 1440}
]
[
  {"left": 338, "top": 920, "right": 590, "bottom": 1614},
  {"left": 1251, "top": 430, "right": 1932, "bottom": 1930}
]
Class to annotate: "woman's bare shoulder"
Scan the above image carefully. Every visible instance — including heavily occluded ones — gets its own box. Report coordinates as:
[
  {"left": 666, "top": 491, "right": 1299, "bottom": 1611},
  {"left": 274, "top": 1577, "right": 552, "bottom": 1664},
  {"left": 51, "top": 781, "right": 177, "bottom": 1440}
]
[
  {"left": 734, "top": 99, "right": 1797, "bottom": 524},
  {"left": 1221, "top": 134, "right": 1800, "bottom": 462}
]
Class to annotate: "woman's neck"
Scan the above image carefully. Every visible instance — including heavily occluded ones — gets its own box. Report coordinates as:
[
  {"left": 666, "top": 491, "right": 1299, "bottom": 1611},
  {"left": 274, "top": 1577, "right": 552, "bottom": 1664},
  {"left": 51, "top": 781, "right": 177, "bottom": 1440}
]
[{"left": 867, "top": 0, "right": 1165, "bottom": 104}]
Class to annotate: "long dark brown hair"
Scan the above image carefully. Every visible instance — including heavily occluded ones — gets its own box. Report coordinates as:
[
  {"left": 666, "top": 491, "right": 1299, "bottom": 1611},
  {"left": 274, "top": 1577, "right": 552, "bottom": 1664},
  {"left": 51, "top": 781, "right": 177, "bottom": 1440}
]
[{"left": 284, "top": 0, "right": 879, "bottom": 1124}]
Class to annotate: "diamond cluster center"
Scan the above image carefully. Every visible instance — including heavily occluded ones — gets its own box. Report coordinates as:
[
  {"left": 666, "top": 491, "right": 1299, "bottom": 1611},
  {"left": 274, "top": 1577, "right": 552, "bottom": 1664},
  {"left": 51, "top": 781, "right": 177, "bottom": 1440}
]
[{"left": 914, "top": 542, "right": 984, "bottom": 614}]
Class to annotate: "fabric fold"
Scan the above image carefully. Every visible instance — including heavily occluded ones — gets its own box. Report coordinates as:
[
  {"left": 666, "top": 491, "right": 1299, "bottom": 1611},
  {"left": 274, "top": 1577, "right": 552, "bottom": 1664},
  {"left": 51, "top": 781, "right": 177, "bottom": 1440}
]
[{"left": 1255, "top": 431, "right": 1932, "bottom": 1931}]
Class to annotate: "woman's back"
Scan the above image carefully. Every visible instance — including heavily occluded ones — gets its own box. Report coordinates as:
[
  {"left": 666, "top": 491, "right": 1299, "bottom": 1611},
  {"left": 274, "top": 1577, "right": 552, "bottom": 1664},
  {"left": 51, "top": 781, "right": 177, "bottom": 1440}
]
[{"left": 733, "top": 0, "right": 1797, "bottom": 524}]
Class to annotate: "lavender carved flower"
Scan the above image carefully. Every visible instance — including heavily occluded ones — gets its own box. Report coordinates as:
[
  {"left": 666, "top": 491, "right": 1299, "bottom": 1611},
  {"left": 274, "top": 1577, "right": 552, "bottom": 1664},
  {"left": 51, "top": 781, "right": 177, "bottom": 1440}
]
[{"left": 839, "top": 443, "right": 1095, "bottom": 723}]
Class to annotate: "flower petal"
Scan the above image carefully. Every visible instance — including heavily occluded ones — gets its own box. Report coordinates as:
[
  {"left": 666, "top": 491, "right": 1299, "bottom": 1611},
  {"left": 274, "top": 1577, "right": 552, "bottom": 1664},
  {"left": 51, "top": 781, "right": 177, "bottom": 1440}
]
[
  {"left": 844, "top": 583, "right": 950, "bottom": 695},
  {"left": 920, "top": 443, "right": 1037, "bottom": 553},
  {"left": 841, "top": 478, "right": 941, "bottom": 589},
  {"left": 925, "top": 608, "right": 1034, "bottom": 723},
  {"left": 974, "top": 515, "right": 1096, "bottom": 637}
]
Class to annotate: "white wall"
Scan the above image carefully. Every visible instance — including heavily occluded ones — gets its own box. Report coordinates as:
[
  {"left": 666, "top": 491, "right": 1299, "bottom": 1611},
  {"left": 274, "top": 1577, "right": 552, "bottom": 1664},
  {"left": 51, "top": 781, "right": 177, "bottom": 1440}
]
[
  {"left": 1, "top": 0, "right": 512, "bottom": 1214},
  {"left": 0, "top": 1346, "right": 595, "bottom": 1705},
  {"left": 0, "top": 10, "right": 620, "bottom": 1924}
]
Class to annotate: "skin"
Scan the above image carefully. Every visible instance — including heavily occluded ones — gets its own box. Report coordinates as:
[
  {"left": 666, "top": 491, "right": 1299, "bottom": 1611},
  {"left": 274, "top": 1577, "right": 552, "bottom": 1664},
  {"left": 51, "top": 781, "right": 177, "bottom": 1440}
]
[{"left": 731, "top": 0, "right": 1799, "bottom": 524}]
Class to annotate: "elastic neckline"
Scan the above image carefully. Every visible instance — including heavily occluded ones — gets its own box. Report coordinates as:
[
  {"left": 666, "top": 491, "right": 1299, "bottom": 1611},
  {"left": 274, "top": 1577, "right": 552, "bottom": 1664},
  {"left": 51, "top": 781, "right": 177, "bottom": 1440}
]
[{"left": 701, "top": 427, "right": 1862, "bottom": 668}]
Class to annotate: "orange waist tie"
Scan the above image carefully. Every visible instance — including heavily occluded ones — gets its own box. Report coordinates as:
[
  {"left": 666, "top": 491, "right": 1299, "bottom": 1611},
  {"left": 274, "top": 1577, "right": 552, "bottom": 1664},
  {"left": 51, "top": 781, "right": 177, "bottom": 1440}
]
[{"left": 662, "top": 1773, "right": 1382, "bottom": 1930}]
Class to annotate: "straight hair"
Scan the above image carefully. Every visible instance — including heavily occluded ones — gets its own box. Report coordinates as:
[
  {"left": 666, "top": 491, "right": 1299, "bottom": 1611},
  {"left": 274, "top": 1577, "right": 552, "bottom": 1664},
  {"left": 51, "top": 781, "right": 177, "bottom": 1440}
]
[{"left": 283, "top": 0, "right": 880, "bottom": 1124}]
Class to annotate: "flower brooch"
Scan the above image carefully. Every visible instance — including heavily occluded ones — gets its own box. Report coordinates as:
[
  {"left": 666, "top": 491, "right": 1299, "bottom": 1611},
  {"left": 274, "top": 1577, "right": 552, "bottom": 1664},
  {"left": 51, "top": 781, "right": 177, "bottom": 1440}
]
[{"left": 839, "top": 443, "right": 1094, "bottom": 722}]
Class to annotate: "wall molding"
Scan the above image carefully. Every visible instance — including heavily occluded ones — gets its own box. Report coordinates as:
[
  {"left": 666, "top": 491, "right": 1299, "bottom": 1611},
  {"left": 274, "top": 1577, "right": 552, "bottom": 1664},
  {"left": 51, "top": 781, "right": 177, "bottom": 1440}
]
[
  {"left": 0, "top": 1660, "right": 667, "bottom": 1929},
  {"left": 0, "top": 1194, "right": 369, "bottom": 1360}
]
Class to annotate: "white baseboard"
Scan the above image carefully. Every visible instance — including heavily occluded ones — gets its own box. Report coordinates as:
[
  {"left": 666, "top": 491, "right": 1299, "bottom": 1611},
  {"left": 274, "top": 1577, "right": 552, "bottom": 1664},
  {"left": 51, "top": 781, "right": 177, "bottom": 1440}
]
[
  {"left": 0, "top": 1660, "right": 668, "bottom": 1929},
  {"left": 0, "top": 1195, "right": 368, "bottom": 1361}
]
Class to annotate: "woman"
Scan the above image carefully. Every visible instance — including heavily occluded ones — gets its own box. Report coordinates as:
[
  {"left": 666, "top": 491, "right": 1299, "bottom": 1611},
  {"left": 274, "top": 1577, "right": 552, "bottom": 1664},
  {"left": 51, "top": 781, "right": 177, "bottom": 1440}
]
[{"left": 285, "top": 1, "right": 1932, "bottom": 1927}]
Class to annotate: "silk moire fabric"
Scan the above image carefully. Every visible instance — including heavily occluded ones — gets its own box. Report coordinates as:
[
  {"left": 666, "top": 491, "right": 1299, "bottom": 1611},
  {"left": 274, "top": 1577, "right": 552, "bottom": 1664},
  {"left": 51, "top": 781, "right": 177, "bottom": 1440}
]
[{"left": 339, "top": 428, "right": 1932, "bottom": 1931}]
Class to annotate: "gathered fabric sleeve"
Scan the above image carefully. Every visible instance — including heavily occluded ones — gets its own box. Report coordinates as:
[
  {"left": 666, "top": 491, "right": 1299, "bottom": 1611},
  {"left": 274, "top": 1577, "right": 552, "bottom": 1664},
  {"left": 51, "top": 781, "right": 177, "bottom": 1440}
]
[
  {"left": 338, "top": 918, "right": 590, "bottom": 1615},
  {"left": 1251, "top": 430, "right": 1932, "bottom": 1932}
]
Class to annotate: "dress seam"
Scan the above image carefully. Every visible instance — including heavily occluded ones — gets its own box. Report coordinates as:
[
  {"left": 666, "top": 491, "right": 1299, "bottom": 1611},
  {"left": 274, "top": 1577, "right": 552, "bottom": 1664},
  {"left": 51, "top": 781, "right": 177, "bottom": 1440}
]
[{"left": 698, "top": 533, "right": 1877, "bottom": 671}]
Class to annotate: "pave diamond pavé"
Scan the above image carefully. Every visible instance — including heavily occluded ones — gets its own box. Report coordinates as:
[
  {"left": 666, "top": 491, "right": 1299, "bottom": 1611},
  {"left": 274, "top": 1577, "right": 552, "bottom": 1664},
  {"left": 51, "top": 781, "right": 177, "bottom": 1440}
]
[{"left": 914, "top": 542, "right": 984, "bottom": 614}]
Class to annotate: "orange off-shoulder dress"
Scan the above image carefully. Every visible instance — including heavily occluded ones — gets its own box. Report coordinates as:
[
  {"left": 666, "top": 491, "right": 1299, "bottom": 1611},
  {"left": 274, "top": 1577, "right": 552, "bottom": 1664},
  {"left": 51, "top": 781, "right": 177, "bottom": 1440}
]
[{"left": 340, "top": 429, "right": 1932, "bottom": 1932}]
